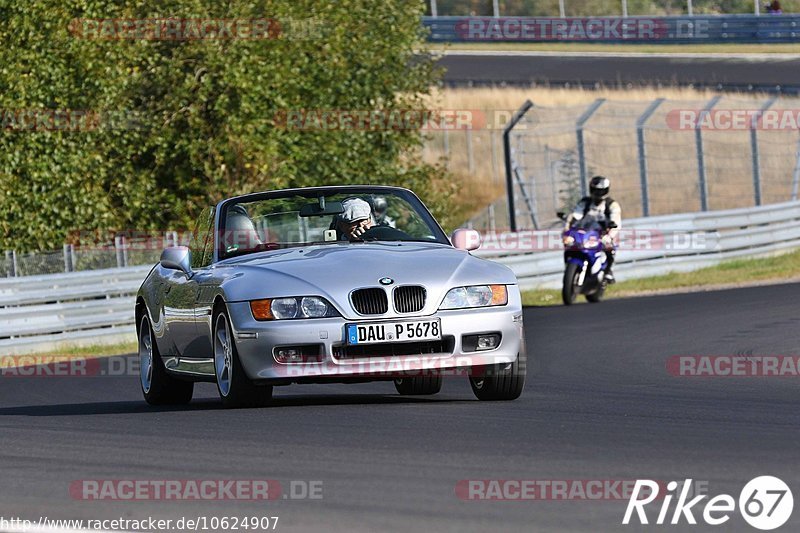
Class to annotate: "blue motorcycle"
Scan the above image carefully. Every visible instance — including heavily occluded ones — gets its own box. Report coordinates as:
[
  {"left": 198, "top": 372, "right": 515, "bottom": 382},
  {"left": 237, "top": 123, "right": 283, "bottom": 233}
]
[{"left": 556, "top": 212, "right": 616, "bottom": 305}]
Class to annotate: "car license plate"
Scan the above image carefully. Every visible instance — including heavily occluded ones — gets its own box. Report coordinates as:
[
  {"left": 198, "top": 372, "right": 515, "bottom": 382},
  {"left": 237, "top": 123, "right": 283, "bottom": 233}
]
[{"left": 346, "top": 319, "right": 441, "bottom": 345}]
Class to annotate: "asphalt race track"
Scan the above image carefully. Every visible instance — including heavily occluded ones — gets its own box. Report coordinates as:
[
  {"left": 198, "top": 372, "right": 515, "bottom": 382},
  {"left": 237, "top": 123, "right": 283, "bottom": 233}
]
[
  {"left": 1, "top": 284, "right": 799, "bottom": 532},
  {"left": 438, "top": 52, "right": 800, "bottom": 93}
]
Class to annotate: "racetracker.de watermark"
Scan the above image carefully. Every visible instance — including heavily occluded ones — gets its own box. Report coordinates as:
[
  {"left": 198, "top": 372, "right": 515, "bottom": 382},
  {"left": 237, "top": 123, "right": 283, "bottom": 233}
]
[
  {"left": 456, "top": 479, "right": 708, "bottom": 501},
  {"left": 453, "top": 17, "right": 706, "bottom": 41},
  {"left": 68, "top": 18, "right": 322, "bottom": 40},
  {"left": 476, "top": 229, "right": 718, "bottom": 253},
  {"left": 69, "top": 479, "right": 323, "bottom": 501},
  {"left": 0, "top": 109, "right": 147, "bottom": 132},
  {"left": 273, "top": 109, "right": 522, "bottom": 131},
  {"left": 667, "top": 355, "right": 800, "bottom": 377},
  {"left": 667, "top": 109, "right": 800, "bottom": 131}
]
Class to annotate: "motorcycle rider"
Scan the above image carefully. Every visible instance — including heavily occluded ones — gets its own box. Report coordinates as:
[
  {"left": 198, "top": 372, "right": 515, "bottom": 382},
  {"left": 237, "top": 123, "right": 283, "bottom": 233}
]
[
  {"left": 564, "top": 176, "right": 621, "bottom": 283},
  {"left": 369, "top": 195, "right": 396, "bottom": 228}
]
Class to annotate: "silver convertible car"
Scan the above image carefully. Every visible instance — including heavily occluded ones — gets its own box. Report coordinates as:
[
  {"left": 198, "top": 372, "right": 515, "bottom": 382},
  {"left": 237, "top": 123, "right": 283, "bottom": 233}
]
[{"left": 136, "top": 186, "right": 526, "bottom": 407}]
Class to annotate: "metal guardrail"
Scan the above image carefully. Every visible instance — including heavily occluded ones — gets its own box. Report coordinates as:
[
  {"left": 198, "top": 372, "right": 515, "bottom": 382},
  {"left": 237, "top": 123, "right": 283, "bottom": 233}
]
[
  {"left": 423, "top": 15, "right": 800, "bottom": 44},
  {"left": 2, "top": 200, "right": 800, "bottom": 353},
  {"left": 0, "top": 265, "right": 151, "bottom": 355},
  {"left": 475, "top": 200, "right": 800, "bottom": 289}
]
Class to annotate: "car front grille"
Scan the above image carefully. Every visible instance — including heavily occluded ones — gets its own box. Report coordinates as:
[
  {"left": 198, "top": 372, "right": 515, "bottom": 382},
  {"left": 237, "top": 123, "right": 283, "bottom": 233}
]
[
  {"left": 333, "top": 336, "right": 455, "bottom": 359},
  {"left": 351, "top": 288, "right": 389, "bottom": 315},
  {"left": 393, "top": 285, "right": 426, "bottom": 313}
]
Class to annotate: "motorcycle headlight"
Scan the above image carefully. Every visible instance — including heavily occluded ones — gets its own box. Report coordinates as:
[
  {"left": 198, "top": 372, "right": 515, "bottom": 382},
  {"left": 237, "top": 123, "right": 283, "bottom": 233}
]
[
  {"left": 584, "top": 237, "right": 599, "bottom": 249},
  {"left": 250, "top": 296, "right": 338, "bottom": 320},
  {"left": 439, "top": 285, "right": 508, "bottom": 310}
]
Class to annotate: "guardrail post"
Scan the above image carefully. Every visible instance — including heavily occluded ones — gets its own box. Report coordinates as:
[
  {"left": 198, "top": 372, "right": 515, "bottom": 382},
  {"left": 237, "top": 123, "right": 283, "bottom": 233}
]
[
  {"left": 115, "top": 236, "right": 128, "bottom": 268},
  {"left": 11, "top": 250, "right": 18, "bottom": 277},
  {"left": 576, "top": 99, "right": 606, "bottom": 197},
  {"left": 636, "top": 98, "right": 665, "bottom": 217},
  {"left": 695, "top": 95, "right": 721, "bottom": 211},
  {"left": 504, "top": 100, "right": 534, "bottom": 232},
  {"left": 751, "top": 96, "right": 777, "bottom": 206}
]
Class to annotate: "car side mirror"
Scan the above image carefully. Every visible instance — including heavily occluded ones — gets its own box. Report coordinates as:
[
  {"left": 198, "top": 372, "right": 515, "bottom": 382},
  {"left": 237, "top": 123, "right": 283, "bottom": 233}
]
[
  {"left": 160, "top": 246, "right": 192, "bottom": 277},
  {"left": 451, "top": 229, "right": 481, "bottom": 251}
]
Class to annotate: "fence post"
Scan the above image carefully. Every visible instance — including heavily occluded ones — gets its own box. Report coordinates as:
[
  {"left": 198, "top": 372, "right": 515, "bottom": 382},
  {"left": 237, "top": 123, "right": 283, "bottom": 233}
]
[
  {"left": 545, "top": 145, "right": 558, "bottom": 209},
  {"left": 4, "top": 251, "right": 12, "bottom": 277},
  {"left": 751, "top": 96, "right": 777, "bottom": 206},
  {"left": 490, "top": 132, "right": 499, "bottom": 184},
  {"left": 62, "top": 244, "right": 75, "bottom": 273},
  {"left": 559, "top": 0, "right": 566, "bottom": 17},
  {"left": 430, "top": 0, "right": 438, "bottom": 17},
  {"left": 11, "top": 250, "right": 18, "bottom": 277},
  {"left": 504, "top": 100, "right": 534, "bottom": 232},
  {"left": 695, "top": 95, "right": 721, "bottom": 211},
  {"left": 466, "top": 129, "right": 474, "bottom": 175},
  {"left": 443, "top": 130, "right": 450, "bottom": 169},
  {"left": 622, "top": 0, "right": 628, "bottom": 17},
  {"left": 115, "top": 235, "right": 128, "bottom": 268},
  {"left": 636, "top": 98, "right": 665, "bottom": 217},
  {"left": 492, "top": 0, "right": 500, "bottom": 17},
  {"left": 576, "top": 99, "right": 606, "bottom": 197},
  {"left": 687, "top": 0, "right": 693, "bottom": 15},
  {"left": 754, "top": 0, "right": 760, "bottom": 15},
  {"left": 792, "top": 133, "right": 800, "bottom": 201}
]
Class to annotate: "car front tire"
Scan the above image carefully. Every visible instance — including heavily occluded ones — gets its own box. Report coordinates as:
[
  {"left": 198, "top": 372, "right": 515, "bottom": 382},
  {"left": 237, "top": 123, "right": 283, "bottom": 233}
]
[
  {"left": 213, "top": 307, "right": 273, "bottom": 408},
  {"left": 469, "top": 352, "right": 526, "bottom": 401},
  {"left": 139, "top": 315, "right": 194, "bottom": 405}
]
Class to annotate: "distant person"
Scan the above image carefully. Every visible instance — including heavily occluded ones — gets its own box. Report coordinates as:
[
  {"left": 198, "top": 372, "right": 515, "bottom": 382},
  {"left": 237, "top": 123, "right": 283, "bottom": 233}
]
[
  {"left": 564, "top": 176, "right": 622, "bottom": 283},
  {"left": 368, "top": 195, "right": 396, "bottom": 228},
  {"left": 766, "top": 1, "right": 782, "bottom": 13}
]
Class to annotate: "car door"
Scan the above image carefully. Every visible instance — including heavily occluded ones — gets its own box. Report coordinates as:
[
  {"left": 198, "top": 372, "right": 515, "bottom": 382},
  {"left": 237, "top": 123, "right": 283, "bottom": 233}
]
[
  {"left": 162, "top": 269, "right": 199, "bottom": 356},
  {"left": 184, "top": 206, "right": 216, "bottom": 359}
]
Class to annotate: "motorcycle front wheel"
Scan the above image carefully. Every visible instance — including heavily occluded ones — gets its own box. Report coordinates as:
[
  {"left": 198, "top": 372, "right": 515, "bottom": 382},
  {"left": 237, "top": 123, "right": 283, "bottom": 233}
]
[
  {"left": 586, "top": 283, "right": 605, "bottom": 303},
  {"left": 562, "top": 262, "right": 581, "bottom": 306}
]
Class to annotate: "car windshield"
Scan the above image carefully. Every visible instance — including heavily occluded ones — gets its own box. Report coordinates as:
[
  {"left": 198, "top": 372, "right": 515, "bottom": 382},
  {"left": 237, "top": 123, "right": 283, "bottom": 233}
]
[{"left": 219, "top": 188, "right": 448, "bottom": 258}]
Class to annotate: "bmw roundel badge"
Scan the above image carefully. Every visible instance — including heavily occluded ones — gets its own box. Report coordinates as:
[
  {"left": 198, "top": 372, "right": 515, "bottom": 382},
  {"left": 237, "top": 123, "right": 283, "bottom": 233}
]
[{"left": 379, "top": 277, "right": 394, "bottom": 285}]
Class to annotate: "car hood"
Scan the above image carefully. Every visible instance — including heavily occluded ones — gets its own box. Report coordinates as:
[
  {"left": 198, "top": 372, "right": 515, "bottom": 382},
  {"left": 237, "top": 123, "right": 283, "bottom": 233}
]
[{"left": 216, "top": 242, "right": 516, "bottom": 317}]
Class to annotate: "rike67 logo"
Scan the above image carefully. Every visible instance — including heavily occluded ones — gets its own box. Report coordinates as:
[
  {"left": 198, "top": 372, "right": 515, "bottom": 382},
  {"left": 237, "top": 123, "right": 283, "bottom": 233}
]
[{"left": 623, "top": 476, "right": 793, "bottom": 530}]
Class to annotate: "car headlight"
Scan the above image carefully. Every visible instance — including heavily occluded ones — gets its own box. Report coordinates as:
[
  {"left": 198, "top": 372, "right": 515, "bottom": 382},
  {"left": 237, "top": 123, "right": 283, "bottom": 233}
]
[
  {"left": 439, "top": 285, "right": 508, "bottom": 310},
  {"left": 250, "top": 296, "right": 338, "bottom": 320}
]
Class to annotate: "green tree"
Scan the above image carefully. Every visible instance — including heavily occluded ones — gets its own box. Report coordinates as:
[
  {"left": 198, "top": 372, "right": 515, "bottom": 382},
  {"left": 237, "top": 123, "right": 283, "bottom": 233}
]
[{"left": 0, "top": 0, "right": 450, "bottom": 251}]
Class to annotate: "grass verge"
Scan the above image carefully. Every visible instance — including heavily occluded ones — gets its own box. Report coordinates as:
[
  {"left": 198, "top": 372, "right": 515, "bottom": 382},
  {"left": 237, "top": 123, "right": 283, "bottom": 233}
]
[
  {"left": 521, "top": 249, "right": 800, "bottom": 306},
  {"left": 2, "top": 341, "right": 139, "bottom": 361}
]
